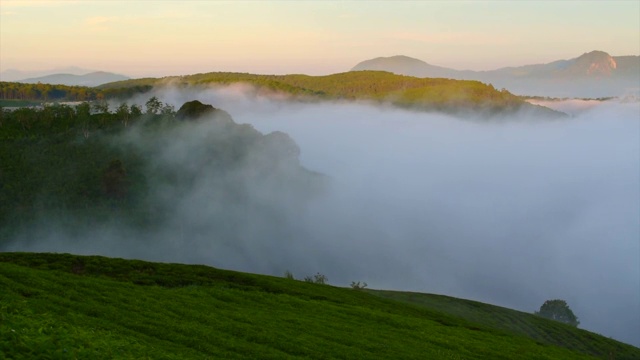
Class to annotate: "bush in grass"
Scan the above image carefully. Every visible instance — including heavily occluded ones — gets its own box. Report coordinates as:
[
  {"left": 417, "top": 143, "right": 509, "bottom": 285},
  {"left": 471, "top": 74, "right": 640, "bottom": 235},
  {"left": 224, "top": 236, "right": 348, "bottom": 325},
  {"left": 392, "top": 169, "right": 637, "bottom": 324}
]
[
  {"left": 535, "top": 299, "right": 580, "bottom": 327},
  {"left": 284, "top": 270, "right": 294, "bottom": 280},
  {"left": 303, "top": 273, "right": 328, "bottom": 284},
  {"left": 350, "top": 281, "right": 368, "bottom": 290}
]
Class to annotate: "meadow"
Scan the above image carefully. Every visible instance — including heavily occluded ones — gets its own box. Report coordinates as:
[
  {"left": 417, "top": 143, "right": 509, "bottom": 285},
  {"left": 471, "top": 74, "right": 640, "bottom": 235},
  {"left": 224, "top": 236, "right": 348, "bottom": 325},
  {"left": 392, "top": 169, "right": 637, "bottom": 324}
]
[{"left": 2, "top": 252, "right": 638, "bottom": 359}]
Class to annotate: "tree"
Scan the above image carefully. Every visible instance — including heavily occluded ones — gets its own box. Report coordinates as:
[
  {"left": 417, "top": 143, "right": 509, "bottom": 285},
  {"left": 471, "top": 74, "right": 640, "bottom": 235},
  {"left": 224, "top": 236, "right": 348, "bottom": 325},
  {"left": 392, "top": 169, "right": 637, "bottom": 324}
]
[
  {"left": 145, "top": 96, "right": 162, "bottom": 115},
  {"left": 535, "top": 299, "right": 579, "bottom": 327},
  {"left": 75, "top": 102, "right": 92, "bottom": 138},
  {"left": 116, "top": 103, "right": 131, "bottom": 127},
  {"left": 75, "top": 102, "right": 91, "bottom": 118},
  {"left": 130, "top": 104, "right": 142, "bottom": 118},
  {"left": 92, "top": 101, "right": 109, "bottom": 114},
  {"left": 160, "top": 103, "right": 175, "bottom": 117}
]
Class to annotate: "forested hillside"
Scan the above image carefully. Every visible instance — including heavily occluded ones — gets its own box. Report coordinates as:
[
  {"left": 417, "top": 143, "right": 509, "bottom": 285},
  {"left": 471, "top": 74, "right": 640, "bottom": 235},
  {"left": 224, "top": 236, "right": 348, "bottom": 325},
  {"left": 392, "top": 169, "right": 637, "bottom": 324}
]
[
  {"left": 0, "top": 99, "right": 324, "bottom": 245},
  {"left": 1, "top": 70, "right": 564, "bottom": 117},
  {"left": 100, "top": 71, "right": 562, "bottom": 116},
  {"left": 0, "top": 82, "right": 101, "bottom": 102}
]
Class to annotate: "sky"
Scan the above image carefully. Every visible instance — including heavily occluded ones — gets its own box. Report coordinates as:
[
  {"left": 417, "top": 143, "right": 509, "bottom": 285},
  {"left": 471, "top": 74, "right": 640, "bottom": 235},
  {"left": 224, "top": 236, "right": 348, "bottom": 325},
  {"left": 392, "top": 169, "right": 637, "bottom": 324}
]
[{"left": 1, "top": 0, "right": 639, "bottom": 77}]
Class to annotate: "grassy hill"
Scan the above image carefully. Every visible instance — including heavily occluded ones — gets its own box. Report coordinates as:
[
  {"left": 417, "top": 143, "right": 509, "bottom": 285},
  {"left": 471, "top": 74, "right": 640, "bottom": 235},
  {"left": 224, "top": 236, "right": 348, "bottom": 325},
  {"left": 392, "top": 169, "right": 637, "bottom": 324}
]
[
  {"left": 2, "top": 71, "right": 566, "bottom": 117},
  {"left": 1, "top": 252, "right": 638, "bottom": 359},
  {"left": 98, "top": 71, "right": 563, "bottom": 117},
  {"left": 369, "top": 290, "right": 631, "bottom": 358}
]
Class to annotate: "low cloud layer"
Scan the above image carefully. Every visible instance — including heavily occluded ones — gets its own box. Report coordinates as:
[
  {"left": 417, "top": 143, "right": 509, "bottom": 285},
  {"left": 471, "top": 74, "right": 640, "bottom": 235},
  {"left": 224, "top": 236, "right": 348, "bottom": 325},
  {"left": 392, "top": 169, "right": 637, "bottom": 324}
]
[{"left": 6, "top": 88, "right": 639, "bottom": 346}]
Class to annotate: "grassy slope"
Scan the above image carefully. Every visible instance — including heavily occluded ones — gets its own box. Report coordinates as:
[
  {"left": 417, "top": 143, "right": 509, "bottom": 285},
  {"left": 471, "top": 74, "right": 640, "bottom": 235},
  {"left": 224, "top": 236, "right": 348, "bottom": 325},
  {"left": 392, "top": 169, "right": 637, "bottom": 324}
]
[
  {"left": 369, "top": 290, "right": 633, "bottom": 358},
  {"left": 1, "top": 253, "right": 637, "bottom": 359}
]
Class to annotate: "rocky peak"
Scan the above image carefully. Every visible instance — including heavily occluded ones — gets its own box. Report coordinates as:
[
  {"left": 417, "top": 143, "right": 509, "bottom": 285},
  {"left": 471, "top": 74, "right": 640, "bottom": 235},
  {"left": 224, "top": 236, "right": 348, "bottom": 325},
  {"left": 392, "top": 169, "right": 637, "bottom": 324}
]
[{"left": 571, "top": 50, "right": 617, "bottom": 76}]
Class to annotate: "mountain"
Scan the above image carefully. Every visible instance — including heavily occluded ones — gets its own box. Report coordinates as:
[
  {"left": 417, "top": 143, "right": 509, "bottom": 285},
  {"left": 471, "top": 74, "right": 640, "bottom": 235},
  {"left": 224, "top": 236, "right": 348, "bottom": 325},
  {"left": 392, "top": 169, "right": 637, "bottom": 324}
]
[
  {"left": 352, "top": 51, "right": 640, "bottom": 98},
  {"left": 17, "top": 71, "right": 130, "bottom": 87},
  {"left": 488, "top": 51, "right": 629, "bottom": 79},
  {"left": 0, "top": 66, "right": 95, "bottom": 82},
  {"left": 351, "top": 55, "right": 467, "bottom": 79}
]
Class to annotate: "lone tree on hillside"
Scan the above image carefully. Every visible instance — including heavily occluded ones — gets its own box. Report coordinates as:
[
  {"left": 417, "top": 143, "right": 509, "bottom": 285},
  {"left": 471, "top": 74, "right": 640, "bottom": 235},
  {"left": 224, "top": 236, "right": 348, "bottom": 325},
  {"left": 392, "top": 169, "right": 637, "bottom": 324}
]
[{"left": 535, "top": 299, "right": 580, "bottom": 327}]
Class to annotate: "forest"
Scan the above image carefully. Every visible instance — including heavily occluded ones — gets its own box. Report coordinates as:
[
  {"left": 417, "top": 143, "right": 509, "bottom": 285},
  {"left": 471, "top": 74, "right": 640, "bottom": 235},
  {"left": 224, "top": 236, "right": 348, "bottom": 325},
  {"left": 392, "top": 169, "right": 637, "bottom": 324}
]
[{"left": 0, "top": 98, "right": 325, "bottom": 244}]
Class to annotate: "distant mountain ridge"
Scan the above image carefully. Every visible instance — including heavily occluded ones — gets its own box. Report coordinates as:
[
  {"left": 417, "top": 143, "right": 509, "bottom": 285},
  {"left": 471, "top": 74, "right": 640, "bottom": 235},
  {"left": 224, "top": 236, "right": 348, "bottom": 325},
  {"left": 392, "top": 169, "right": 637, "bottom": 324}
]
[
  {"left": 0, "top": 66, "right": 96, "bottom": 82},
  {"left": 352, "top": 51, "right": 640, "bottom": 97},
  {"left": 16, "top": 71, "right": 130, "bottom": 87}
]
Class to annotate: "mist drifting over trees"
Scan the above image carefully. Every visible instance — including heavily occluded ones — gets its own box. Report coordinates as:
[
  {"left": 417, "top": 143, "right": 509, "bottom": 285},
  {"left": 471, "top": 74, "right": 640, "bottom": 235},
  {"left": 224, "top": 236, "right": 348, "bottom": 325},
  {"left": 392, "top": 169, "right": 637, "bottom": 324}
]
[{"left": 2, "top": 86, "right": 638, "bottom": 346}]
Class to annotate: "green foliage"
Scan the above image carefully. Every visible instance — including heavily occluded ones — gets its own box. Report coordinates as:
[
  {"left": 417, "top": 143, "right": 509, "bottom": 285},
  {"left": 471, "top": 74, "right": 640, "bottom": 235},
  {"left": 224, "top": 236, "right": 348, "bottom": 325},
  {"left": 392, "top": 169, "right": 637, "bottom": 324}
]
[
  {"left": 96, "top": 72, "right": 562, "bottom": 117},
  {"left": 161, "top": 103, "right": 176, "bottom": 116},
  {"left": 370, "top": 291, "right": 624, "bottom": 358},
  {"left": 145, "top": 96, "right": 163, "bottom": 114},
  {"left": 535, "top": 299, "right": 580, "bottom": 327},
  {"left": 283, "top": 270, "right": 295, "bottom": 280},
  {"left": 303, "top": 273, "right": 328, "bottom": 285},
  {"left": 175, "top": 100, "right": 221, "bottom": 120},
  {"left": 351, "top": 281, "right": 368, "bottom": 290},
  {"left": 130, "top": 104, "right": 142, "bottom": 118},
  {"left": 102, "top": 159, "right": 128, "bottom": 199},
  {"left": 1, "top": 253, "right": 637, "bottom": 359},
  {"left": 2, "top": 72, "right": 565, "bottom": 117},
  {"left": 0, "top": 82, "right": 99, "bottom": 101},
  {"left": 92, "top": 100, "right": 109, "bottom": 114},
  {"left": 0, "top": 98, "right": 324, "bottom": 243},
  {"left": 115, "top": 103, "right": 131, "bottom": 126},
  {"left": 0, "top": 103, "right": 148, "bottom": 234}
]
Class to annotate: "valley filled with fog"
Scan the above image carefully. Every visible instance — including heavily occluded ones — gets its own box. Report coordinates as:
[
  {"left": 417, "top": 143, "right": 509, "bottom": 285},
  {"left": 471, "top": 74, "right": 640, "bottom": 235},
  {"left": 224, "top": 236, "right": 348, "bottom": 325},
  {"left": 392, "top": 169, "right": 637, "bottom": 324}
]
[
  {"left": 168, "top": 88, "right": 640, "bottom": 346},
  {"left": 6, "top": 87, "right": 639, "bottom": 346}
]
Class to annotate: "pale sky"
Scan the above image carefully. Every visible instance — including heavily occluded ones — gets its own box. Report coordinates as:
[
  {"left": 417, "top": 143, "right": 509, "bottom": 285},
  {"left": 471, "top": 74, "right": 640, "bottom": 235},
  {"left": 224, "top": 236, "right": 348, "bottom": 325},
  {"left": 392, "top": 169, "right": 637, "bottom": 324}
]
[{"left": 1, "top": 0, "right": 639, "bottom": 77}]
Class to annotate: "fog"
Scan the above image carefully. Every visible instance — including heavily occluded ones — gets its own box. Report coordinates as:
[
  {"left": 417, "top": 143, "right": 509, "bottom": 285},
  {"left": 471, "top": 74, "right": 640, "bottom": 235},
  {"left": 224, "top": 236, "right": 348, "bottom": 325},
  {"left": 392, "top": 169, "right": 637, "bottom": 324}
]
[{"left": 6, "top": 88, "right": 639, "bottom": 346}]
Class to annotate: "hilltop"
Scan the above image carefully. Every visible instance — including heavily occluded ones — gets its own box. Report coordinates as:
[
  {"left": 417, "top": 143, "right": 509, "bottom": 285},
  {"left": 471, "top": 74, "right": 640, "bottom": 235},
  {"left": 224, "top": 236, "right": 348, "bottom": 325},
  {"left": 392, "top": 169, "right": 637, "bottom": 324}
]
[
  {"left": 352, "top": 51, "right": 640, "bottom": 98},
  {"left": 1, "top": 252, "right": 638, "bottom": 359},
  {"left": 98, "top": 71, "right": 563, "bottom": 118},
  {"left": 1, "top": 71, "right": 565, "bottom": 118}
]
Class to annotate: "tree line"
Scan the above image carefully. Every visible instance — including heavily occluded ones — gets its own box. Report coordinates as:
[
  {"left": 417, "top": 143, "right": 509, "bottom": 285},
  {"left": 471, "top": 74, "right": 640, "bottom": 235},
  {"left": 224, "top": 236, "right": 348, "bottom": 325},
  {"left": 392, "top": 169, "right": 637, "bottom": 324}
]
[
  {"left": 0, "top": 82, "right": 101, "bottom": 102},
  {"left": 0, "top": 82, "right": 155, "bottom": 103},
  {"left": 0, "top": 97, "right": 174, "bottom": 139}
]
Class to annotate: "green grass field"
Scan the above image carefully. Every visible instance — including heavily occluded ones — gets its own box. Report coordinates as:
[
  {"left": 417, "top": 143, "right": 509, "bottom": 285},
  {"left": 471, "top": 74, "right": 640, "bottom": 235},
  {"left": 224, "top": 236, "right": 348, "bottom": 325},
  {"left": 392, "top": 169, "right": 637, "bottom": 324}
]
[{"left": 1, "top": 253, "right": 637, "bottom": 359}]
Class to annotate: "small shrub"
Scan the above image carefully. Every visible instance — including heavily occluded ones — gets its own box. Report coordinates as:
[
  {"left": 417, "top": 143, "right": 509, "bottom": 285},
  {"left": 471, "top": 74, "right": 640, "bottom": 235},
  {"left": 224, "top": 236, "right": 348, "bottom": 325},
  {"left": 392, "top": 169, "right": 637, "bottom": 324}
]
[
  {"left": 313, "top": 273, "right": 328, "bottom": 285},
  {"left": 302, "top": 273, "right": 328, "bottom": 284},
  {"left": 350, "top": 281, "right": 367, "bottom": 290},
  {"left": 284, "top": 270, "right": 294, "bottom": 280}
]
